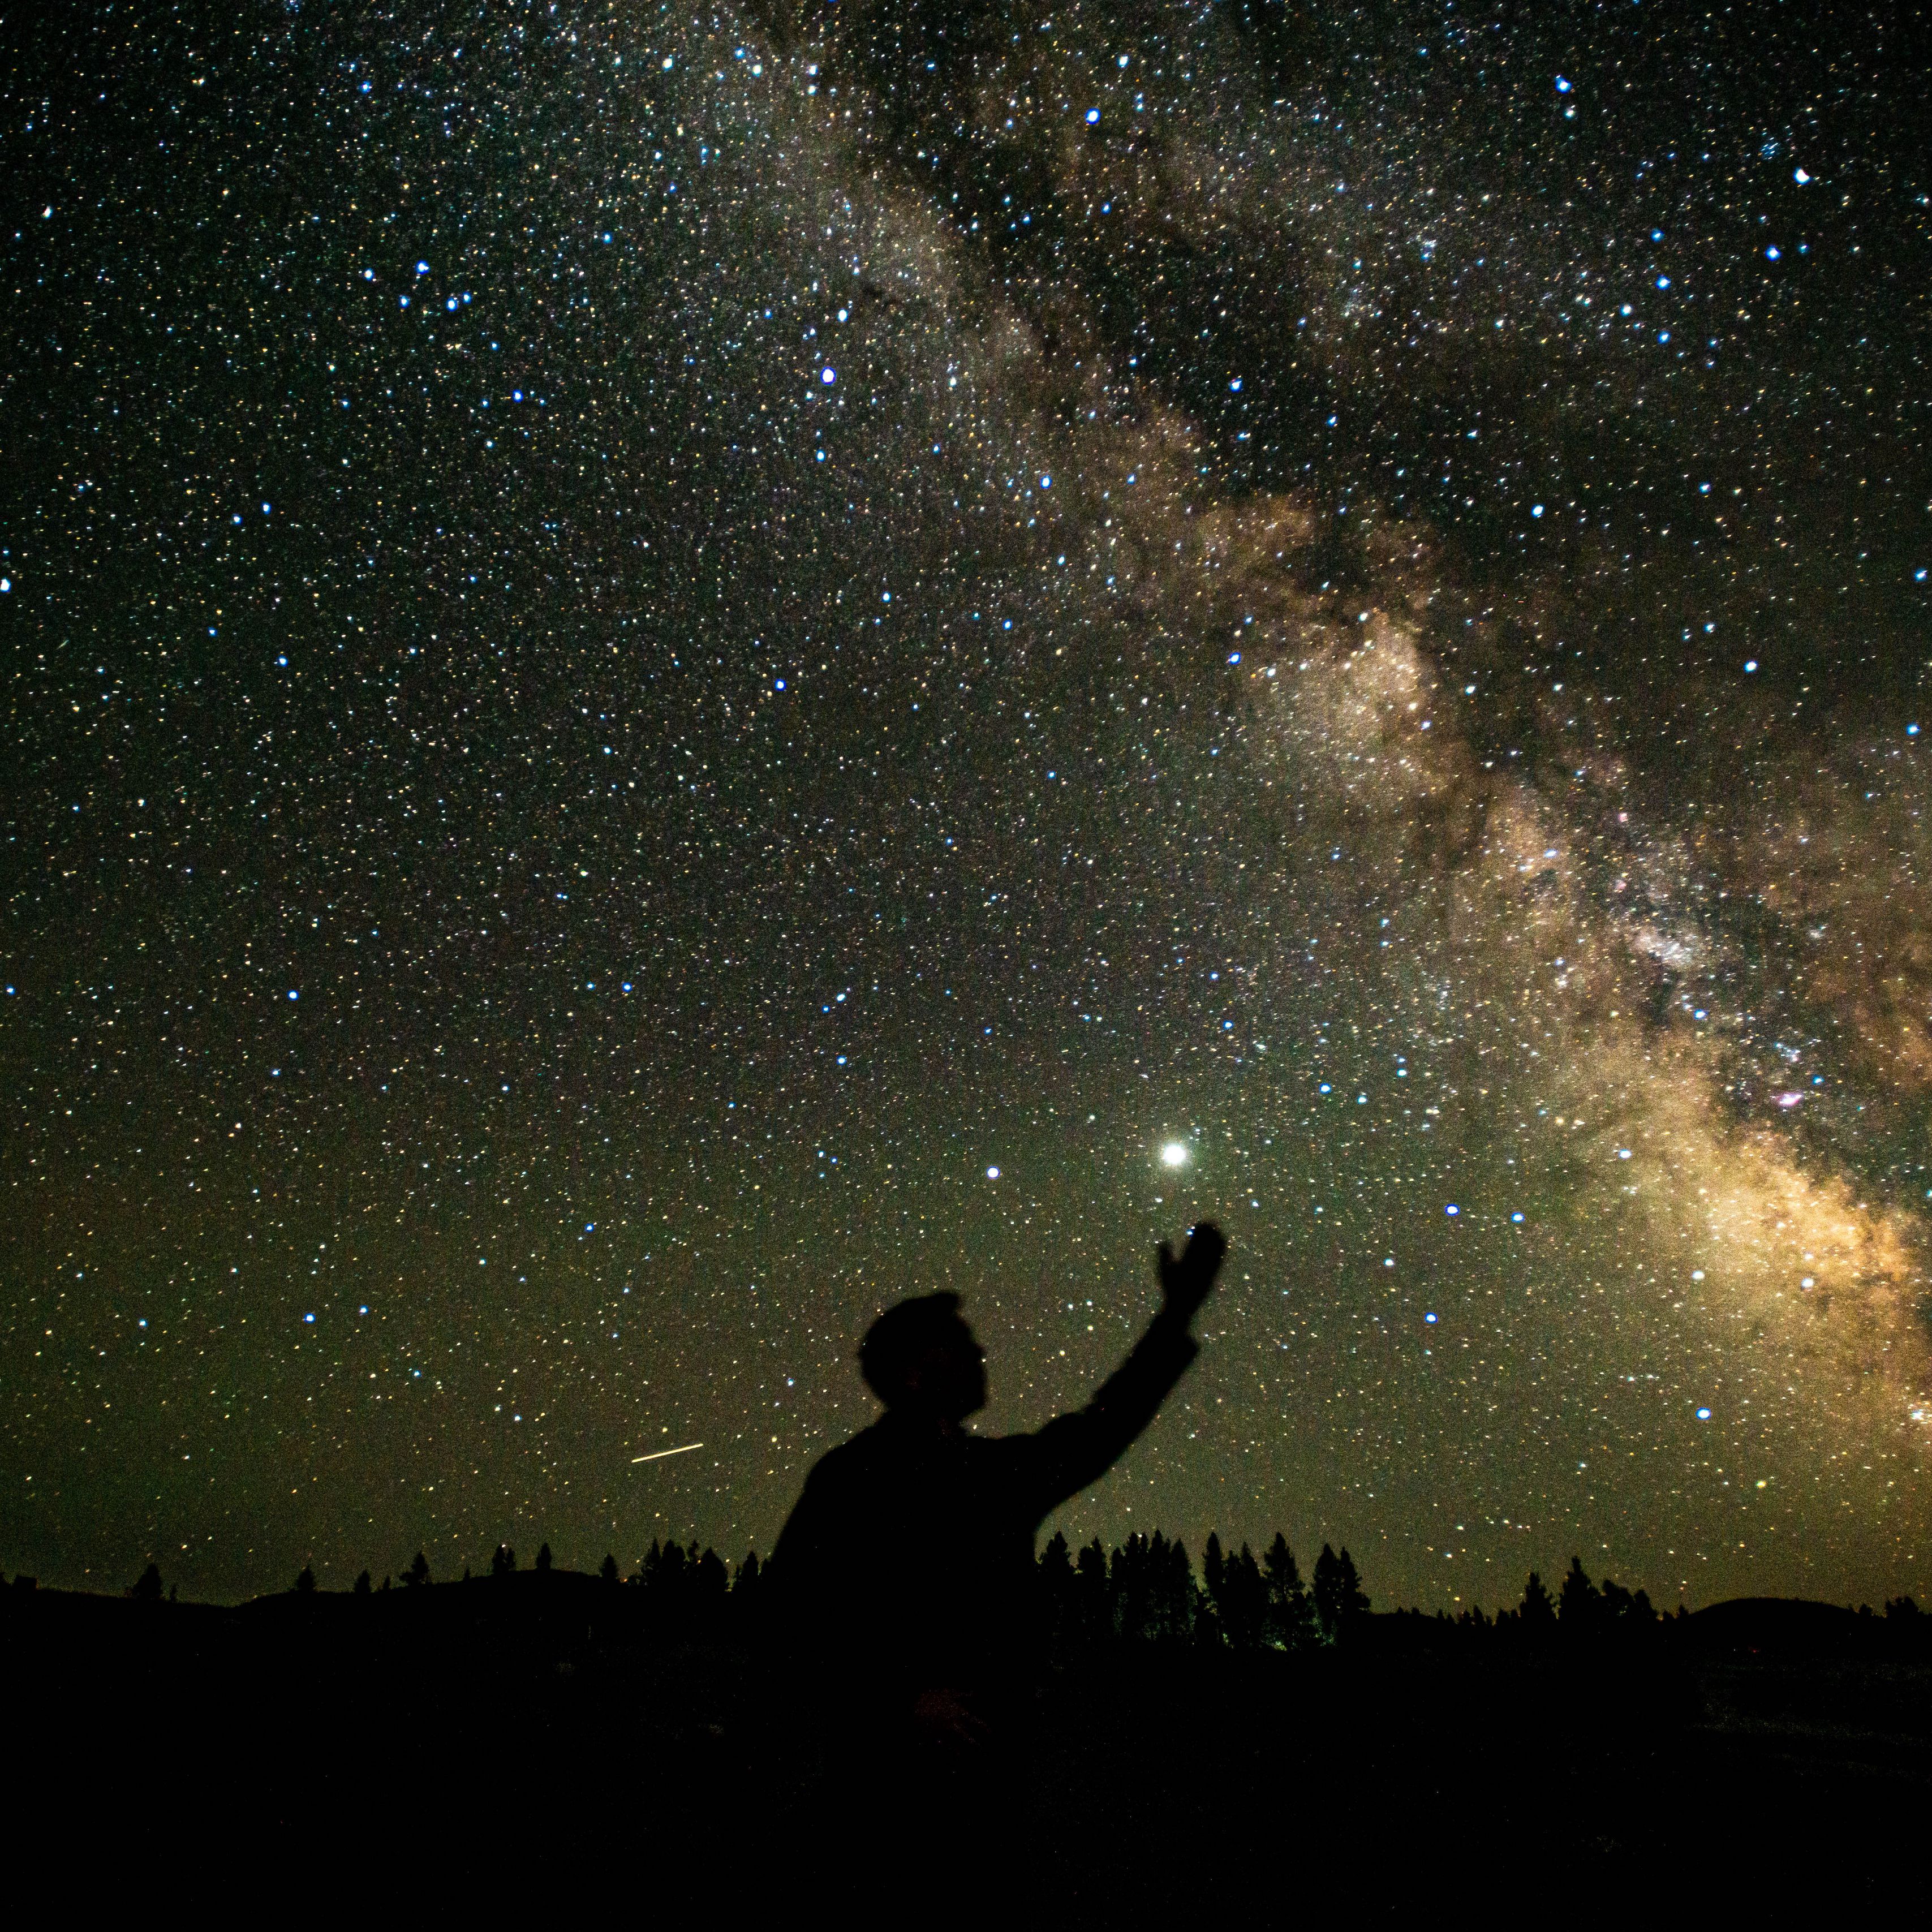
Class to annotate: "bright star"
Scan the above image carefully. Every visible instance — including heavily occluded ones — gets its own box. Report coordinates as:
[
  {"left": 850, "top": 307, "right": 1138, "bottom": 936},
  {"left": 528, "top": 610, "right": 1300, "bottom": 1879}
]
[{"left": 1160, "top": 1141, "right": 1190, "bottom": 1169}]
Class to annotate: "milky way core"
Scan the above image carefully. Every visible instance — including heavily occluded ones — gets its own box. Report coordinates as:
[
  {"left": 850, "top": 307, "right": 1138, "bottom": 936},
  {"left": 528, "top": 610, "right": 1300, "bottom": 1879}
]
[{"left": 3, "top": 1, "right": 1927, "bottom": 1606}]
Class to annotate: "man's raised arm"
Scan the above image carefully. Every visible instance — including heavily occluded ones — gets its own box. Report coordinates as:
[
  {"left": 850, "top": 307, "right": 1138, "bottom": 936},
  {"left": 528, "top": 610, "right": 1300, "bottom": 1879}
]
[{"left": 1019, "top": 1222, "right": 1228, "bottom": 1515}]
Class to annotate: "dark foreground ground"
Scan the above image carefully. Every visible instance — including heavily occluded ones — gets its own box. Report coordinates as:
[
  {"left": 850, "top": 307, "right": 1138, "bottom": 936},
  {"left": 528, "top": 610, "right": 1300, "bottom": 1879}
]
[{"left": 5, "top": 1577, "right": 1927, "bottom": 1922}]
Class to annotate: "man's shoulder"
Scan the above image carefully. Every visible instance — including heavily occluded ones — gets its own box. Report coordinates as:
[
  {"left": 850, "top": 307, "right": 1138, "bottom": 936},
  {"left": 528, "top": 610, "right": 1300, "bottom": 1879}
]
[
  {"left": 799, "top": 1417, "right": 897, "bottom": 1488},
  {"left": 773, "top": 1421, "right": 895, "bottom": 1564}
]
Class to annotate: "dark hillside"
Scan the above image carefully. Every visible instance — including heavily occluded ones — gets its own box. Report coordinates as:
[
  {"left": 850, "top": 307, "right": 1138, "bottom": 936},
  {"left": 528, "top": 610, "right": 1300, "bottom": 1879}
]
[{"left": 3, "top": 1576, "right": 1927, "bottom": 1919}]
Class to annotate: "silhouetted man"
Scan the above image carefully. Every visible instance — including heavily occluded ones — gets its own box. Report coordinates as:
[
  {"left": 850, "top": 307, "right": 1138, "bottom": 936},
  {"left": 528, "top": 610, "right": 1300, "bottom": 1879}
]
[{"left": 769, "top": 1222, "right": 1227, "bottom": 1737}]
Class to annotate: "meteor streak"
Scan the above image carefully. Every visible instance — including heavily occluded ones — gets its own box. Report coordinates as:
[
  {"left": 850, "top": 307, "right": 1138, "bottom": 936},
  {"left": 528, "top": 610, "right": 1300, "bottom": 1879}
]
[{"left": 630, "top": 1442, "right": 704, "bottom": 1464}]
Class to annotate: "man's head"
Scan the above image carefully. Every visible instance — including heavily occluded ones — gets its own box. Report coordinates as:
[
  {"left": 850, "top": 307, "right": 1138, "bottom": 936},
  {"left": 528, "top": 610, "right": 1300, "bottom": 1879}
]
[{"left": 859, "top": 1292, "right": 987, "bottom": 1420}]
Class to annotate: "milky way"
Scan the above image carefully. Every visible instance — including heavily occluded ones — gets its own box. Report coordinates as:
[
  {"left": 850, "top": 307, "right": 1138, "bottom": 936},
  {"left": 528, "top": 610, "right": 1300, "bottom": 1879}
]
[{"left": 3, "top": 1, "right": 1927, "bottom": 1606}]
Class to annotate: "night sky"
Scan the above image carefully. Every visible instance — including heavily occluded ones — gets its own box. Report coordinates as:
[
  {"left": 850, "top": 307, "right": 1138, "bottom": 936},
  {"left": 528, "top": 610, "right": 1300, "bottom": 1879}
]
[{"left": 4, "top": 1, "right": 1928, "bottom": 1608}]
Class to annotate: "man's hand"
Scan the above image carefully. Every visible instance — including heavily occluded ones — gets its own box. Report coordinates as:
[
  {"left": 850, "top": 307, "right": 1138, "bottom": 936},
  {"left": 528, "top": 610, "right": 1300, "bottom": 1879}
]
[{"left": 1158, "top": 1221, "right": 1228, "bottom": 1325}]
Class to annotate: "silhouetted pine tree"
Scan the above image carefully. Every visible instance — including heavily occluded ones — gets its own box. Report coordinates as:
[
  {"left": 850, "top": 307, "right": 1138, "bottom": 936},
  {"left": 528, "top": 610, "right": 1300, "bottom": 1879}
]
[
  {"left": 600, "top": 1553, "right": 620, "bottom": 1586},
  {"left": 1075, "top": 1537, "right": 1111, "bottom": 1645},
  {"left": 1519, "top": 1570, "right": 1556, "bottom": 1633},
  {"left": 1138, "top": 1533, "right": 1163, "bottom": 1641},
  {"left": 1593, "top": 1576, "right": 1657, "bottom": 1632},
  {"left": 1312, "top": 1544, "right": 1369, "bottom": 1642},
  {"left": 1204, "top": 1534, "right": 1266, "bottom": 1650},
  {"left": 535, "top": 1542, "right": 553, "bottom": 1574},
  {"left": 403, "top": 1550, "right": 431, "bottom": 1588},
  {"left": 1312, "top": 1544, "right": 1340, "bottom": 1637},
  {"left": 295, "top": 1564, "right": 316, "bottom": 1594},
  {"left": 1599, "top": 1577, "right": 1633, "bottom": 1625},
  {"left": 1116, "top": 1531, "right": 1190, "bottom": 1643},
  {"left": 1155, "top": 1535, "right": 1196, "bottom": 1643},
  {"left": 492, "top": 1543, "right": 517, "bottom": 1577},
  {"left": 1038, "top": 1531, "right": 1075, "bottom": 1650},
  {"left": 734, "top": 1550, "right": 760, "bottom": 1597},
  {"left": 1191, "top": 1576, "right": 1221, "bottom": 1646},
  {"left": 1040, "top": 1529, "right": 1073, "bottom": 1585},
  {"left": 1203, "top": 1531, "right": 1227, "bottom": 1621},
  {"left": 1230, "top": 1543, "right": 1270, "bottom": 1650},
  {"left": 694, "top": 1547, "right": 729, "bottom": 1609},
  {"left": 1337, "top": 1548, "right": 1368, "bottom": 1633},
  {"left": 1112, "top": 1533, "right": 1151, "bottom": 1641},
  {"left": 1559, "top": 1556, "right": 1600, "bottom": 1633},
  {"left": 128, "top": 1561, "right": 163, "bottom": 1603},
  {"left": 354, "top": 1569, "right": 372, "bottom": 1597},
  {"left": 642, "top": 1537, "right": 679, "bottom": 1592},
  {"left": 1263, "top": 1533, "right": 1317, "bottom": 1651}
]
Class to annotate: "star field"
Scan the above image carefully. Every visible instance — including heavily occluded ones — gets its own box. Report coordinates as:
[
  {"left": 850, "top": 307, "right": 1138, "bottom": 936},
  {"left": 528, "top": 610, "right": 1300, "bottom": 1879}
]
[{"left": 2, "top": 0, "right": 1928, "bottom": 1607}]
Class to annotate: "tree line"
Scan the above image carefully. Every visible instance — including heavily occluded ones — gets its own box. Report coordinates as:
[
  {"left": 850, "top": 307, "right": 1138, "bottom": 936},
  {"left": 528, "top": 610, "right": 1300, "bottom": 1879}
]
[
  {"left": 92, "top": 1538, "right": 1924, "bottom": 1643},
  {"left": 1037, "top": 1530, "right": 1367, "bottom": 1650},
  {"left": 118, "top": 1529, "right": 1356, "bottom": 1643}
]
